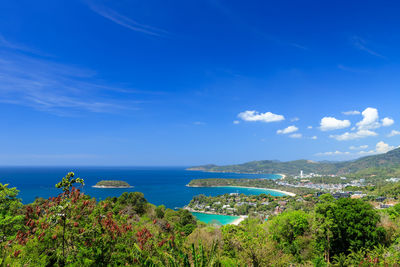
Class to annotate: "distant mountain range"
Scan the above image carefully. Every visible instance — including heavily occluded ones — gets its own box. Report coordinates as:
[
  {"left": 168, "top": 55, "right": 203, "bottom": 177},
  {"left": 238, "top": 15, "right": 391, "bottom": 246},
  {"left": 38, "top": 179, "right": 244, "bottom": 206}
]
[{"left": 188, "top": 147, "right": 400, "bottom": 176}]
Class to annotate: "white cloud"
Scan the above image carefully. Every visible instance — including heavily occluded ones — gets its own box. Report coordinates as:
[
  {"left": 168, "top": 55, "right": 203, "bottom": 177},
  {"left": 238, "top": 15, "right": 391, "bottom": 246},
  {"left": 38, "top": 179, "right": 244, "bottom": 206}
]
[
  {"left": 86, "top": 1, "right": 169, "bottom": 37},
  {"left": 289, "top": 133, "right": 302, "bottom": 138},
  {"left": 290, "top": 117, "right": 299, "bottom": 122},
  {"left": 233, "top": 120, "right": 240, "bottom": 124},
  {"left": 388, "top": 130, "right": 400, "bottom": 137},
  {"left": 376, "top": 141, "right": 395, "bottom": 153},
  {"left": 330, "top": 129, "right": 378, "bottom": 141},
  {"left": 358, "top": 141, "right": 395, "bottom": 155},
  {"left": 352, "top": 107, "right": 394, "bottom": 131},
  {"left": 317, "top": 141, "right": 394, "bottom": 157},
  {"left": 382, "top": 117, "right": 394, "bottom": 127},
  {"left": 311, "top": 136, "right": 318, "bottom": 140},
  {"left": 351, "top": 36, "right": 386, "bottom": 59},
  {"left": 356, "top": 107, "right": 380, "bottom": 130},
  {"left": 330, "top": 108, "right": 393, "bottom": 141},
  {"left": 277, "top": 125, "right": 298, "bottom": 134},
  {"left": 342, "top": 110, "right": 360, "bottom": 115},
  {"left": 317, "top": 150, "right": 350, "bottom": 156},
  {"left": 349, "top": 145, "right": 368, "bottom": 150},
  {"left": 320, "top": 117, "right": 351, "bottom": 131},
  {"left": 193, "top": 121, "right": 205, "bottom": 125},
  {"left": 307, "top": 126, "right": 313, "bottom": 129},
  {"left": 238, "top": 110, "right": 285, "bottom": 123},
  {"left": 0, "top": 38, "right": 140, "bottom": 115}
]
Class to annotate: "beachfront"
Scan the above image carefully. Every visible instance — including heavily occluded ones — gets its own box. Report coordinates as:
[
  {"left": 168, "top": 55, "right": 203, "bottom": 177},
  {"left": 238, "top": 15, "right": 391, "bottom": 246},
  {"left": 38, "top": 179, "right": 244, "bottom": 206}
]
[
  {"left": 187, "top": 184, "right": 296, "bottom": 197},
  {"left": 186, "top": 207, "right": 249, "bottom": 225}
]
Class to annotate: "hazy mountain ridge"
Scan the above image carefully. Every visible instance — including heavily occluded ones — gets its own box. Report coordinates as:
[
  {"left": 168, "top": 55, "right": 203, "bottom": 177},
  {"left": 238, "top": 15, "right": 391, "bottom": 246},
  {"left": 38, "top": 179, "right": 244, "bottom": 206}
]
[{"left": 188, "top": 147, "right": 400, "bottom": 176}]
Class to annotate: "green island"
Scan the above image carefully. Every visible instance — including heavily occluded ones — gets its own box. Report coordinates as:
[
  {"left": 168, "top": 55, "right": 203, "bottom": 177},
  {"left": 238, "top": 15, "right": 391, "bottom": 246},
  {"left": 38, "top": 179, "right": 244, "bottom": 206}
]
[{"left": 93, "top": 180, "right": 132, "bottom": 188}]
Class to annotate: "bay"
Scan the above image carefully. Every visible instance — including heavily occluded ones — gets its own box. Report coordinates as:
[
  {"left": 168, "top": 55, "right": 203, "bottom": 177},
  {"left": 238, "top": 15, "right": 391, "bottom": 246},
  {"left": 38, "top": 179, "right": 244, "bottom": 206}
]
[
  {"left": 191, "top": 212, "right": 239, "bottom": 225},
  {"left": 0, "top": 167, "right": 284, "bottom": 209}
]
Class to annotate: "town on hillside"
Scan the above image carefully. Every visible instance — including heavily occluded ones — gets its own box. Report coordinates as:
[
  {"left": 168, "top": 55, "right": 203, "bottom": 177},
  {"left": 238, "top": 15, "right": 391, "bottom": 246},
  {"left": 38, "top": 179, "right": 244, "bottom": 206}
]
[{"left": 186, "top": 169, "right": 400, "bottom": 219}]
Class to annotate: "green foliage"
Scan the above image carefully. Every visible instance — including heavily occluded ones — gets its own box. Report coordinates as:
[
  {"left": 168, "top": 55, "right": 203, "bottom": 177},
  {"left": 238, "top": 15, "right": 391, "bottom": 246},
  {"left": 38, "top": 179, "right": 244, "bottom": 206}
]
[
  {"left": 107, "top": 191, "right": 148, "bottom": 216},
  {"left": 376, "top": 182, "right": 400, "bottom": 198},
  {"left": 270, "top": 210, "right": 310, "bottom": 245},
  {"left": 155, "top": 205, "right": 165, "bottom": 219},
  {"left": 314, "top": 196, "right": 386, "bottom": 260},
  {"left": 178, "top": 209, "right": 197, "bottom": 227},
  {"left": 5, "top": 171, "right": 400, "bottom": 266},
  {"left": 221, "top": 218, "right": 294, "bottom": 266},
  {"left": 0, "top": 183, "right": 24, "bottom": 241},
  {"left": 55, "top": 172, "right": 84, "bottom": 193},
  {"left": 384, "top": 203, "right": 400, "bottom": 219},
  {"left": 0, "top": 183, "right": 24, "bottom": 265},
  {"left": 269, "top": 210, "right": 312, "bottom": 261}
]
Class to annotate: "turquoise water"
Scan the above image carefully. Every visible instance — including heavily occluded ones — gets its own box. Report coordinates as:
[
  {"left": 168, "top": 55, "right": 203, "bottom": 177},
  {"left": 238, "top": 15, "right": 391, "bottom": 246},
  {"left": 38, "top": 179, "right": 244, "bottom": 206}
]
[
  {"left": 218, "top": 186, "right": 285, "bottom": 196},
  {"left": 191, "top": 212, "right": 239, "bottom": 225},
  {"left": 0, "top": 167, "right": 284, "bottom": 210}
]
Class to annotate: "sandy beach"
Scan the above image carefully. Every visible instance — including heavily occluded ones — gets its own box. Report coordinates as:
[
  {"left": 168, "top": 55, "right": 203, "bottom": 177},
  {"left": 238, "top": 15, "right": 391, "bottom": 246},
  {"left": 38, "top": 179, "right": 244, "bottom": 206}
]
[
  {"left": 185, "top": 207, "right": 248, "bottom": 225},
  {"left": 277, "top": 173, "right": 286, "bottom": 179},
  {"left": 230, "top": 215, "right": 248, "bottom": 225},
  {"left": 187, "top": 184, "right": 296, "bottom": 196},
  {"left": 220, "top": 186, "right": 296, "bottom": 196}
]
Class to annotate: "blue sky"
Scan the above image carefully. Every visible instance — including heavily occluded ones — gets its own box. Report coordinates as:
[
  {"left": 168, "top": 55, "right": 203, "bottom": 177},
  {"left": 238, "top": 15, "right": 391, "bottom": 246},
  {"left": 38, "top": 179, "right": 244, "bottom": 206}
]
[{"left": 1, "top": 0, "right": 400, "bottom": 166}]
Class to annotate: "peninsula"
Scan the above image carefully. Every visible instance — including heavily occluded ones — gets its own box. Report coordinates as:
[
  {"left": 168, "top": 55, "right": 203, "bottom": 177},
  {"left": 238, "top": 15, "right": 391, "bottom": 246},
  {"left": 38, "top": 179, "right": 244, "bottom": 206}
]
[
  {"left": 187, "top": 178, "right": 314, "bottom": 195},
  {"left": 92, "top": 180, "right": 132, "bottom": 188}
]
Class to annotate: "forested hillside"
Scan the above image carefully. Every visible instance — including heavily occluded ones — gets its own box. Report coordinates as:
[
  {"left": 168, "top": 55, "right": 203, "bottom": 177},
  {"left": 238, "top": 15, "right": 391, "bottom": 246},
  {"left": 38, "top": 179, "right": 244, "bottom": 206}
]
[
  {"left": 2, "top": 172, "right": 400, "bottom": 265},
  {"left": 188, "top": 147, "right": 400, "bottom": 176}
]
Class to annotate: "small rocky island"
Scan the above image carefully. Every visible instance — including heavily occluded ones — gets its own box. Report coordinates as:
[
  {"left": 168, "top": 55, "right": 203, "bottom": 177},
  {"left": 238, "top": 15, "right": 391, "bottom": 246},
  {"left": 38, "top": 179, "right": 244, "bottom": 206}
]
[{"left": 92, "top": 180, "right": 132, "bottom": 188}]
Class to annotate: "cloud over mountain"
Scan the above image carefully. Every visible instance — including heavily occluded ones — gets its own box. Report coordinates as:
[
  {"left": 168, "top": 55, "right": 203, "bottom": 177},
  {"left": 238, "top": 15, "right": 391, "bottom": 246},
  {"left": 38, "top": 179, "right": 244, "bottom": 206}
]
[{"left": 330, "top": 108, "right": 394, "bottom": 141}]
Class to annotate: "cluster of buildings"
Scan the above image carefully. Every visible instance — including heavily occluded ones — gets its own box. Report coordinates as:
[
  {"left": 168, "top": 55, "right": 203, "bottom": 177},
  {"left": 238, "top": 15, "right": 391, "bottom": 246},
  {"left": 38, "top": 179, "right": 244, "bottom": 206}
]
[
  {"left": 293, "top": 170, "right": 323, "bottom": 179},
  {"left": 277, "top": 180, "right": 345, "bottom": 191},
  {"left": 278, "top": 170, "right": 368, "bottom": 191},
  {"left": 314, "top": 191, "right": 366, "bottom": 199},
  {"left": 386, "top": 177, "right": 400, "bottom": 182},
  {"left": 313, "top": 191, "right": 396, "bottom": 209},
  {"left": 187, "top": 193, "right": 289, "bottom": 217}
]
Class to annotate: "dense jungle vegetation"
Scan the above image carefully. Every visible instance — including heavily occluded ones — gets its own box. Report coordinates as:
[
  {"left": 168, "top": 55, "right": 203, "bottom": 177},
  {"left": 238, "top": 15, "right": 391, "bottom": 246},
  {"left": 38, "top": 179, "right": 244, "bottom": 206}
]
[{"left": 2, "top": 172, "right": 400, "bottom": 266}]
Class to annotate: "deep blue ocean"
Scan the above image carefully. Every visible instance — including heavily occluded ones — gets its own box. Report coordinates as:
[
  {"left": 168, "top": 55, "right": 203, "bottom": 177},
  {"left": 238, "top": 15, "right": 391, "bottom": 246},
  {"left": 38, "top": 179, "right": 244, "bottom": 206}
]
[{"left": 0, "top": 167, "right": 283, "bottom": 208}]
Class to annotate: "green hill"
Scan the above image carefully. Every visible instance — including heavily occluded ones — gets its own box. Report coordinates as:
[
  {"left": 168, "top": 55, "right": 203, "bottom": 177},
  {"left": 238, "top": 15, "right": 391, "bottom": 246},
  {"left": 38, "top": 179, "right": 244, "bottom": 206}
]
[
  {"left": 188, "top": 147, "right": 400, "bottom": 176},
  {"left": 338, "top": 147, "right": 400, "bottom": 173}
]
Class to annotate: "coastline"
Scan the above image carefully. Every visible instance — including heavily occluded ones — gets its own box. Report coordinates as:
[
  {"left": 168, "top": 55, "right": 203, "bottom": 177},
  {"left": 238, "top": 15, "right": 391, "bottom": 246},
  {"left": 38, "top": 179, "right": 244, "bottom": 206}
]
[
  {"left": 185, "top": 207, "right": 247, "bottom": 225},
  {"left": 186, "top": 184, "right": 296, "bottom": 197},
  {"left": 185, "top": 207, "right": 226, "bottom": 216},
  {"left": 230, "top": 215, "right": 248, "bottom": 225},
  {"left": 277, "top": 173, "right": 286, "bottom": 179}
]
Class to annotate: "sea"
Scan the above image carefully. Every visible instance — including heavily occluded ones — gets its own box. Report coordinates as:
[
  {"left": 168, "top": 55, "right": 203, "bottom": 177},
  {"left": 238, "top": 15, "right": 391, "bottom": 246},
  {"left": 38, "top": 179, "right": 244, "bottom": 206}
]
[{"left": 0, "top": 167, "right": 283, "bottom": 224}]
